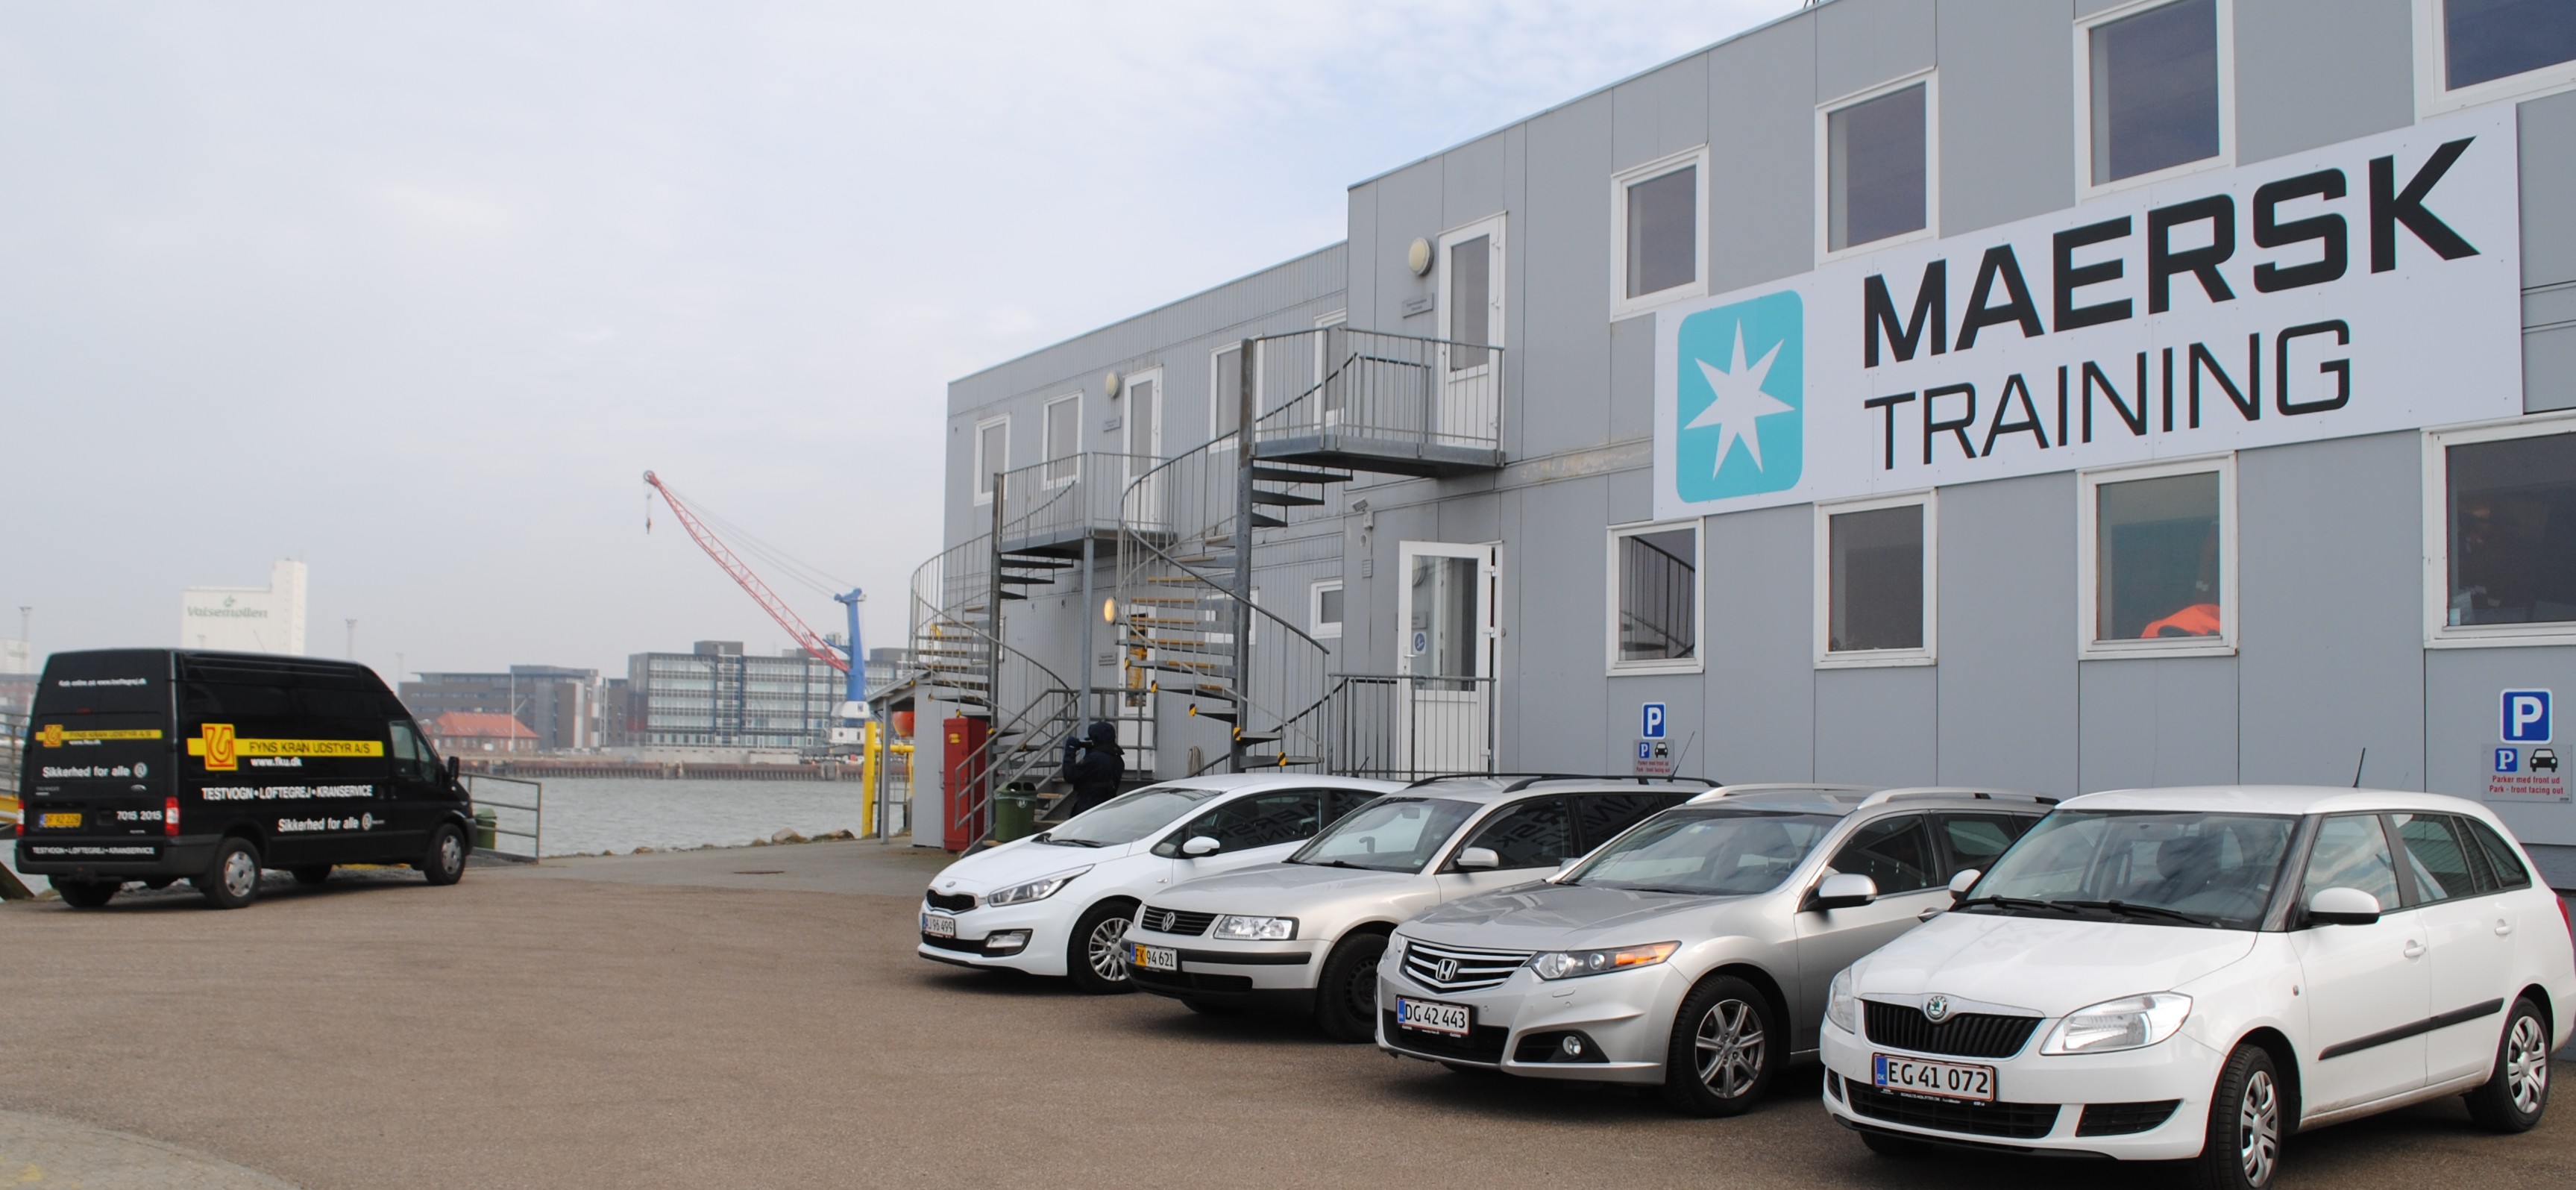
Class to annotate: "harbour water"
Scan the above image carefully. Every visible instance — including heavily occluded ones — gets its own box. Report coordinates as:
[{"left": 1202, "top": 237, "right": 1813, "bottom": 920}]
[{"left": 530, "top": 777, "right": 885, "bottom": 857}]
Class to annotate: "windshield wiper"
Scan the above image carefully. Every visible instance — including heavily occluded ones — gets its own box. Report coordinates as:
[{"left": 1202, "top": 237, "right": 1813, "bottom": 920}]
[
  {"left": 1954, "top": 895, "right": 2084, "bottom": 915},
  {"left": 1293, "top": 858, "right": 1375, "bottom": 870},
  {"left": 2053, "top": 899, "right": 2219, "bottom": 927},
  {"left": 1036, "top": 835, "right": 1105, "bottom": 848},
  {"left": 1592, "top": 883, "right": 1706, "bottom": 895}
]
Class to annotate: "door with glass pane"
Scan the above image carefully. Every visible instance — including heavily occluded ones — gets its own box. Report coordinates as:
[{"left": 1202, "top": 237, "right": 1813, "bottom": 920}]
[
  {"left": 1397, "top": 542, "right": 1497, "bottom": 775},
  {"left": 1122, "top": 370, "right": 1165, "bottom": 535},
  {"left": 1436, "top": 219, "right": 1504, "bottom": 446}
]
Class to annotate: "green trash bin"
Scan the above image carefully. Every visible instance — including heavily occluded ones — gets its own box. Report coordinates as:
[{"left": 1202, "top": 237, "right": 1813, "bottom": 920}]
[
  {"left": 992, "top": 786, "right": 1038, "bottom": 843},
  {"left": 474, "top": 807, "right": 498, "bottom": 852}
]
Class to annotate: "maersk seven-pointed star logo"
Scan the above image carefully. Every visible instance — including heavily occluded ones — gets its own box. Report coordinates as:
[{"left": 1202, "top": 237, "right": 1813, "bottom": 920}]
[{"left": 1675, "top": 291, "right": 1803, "bottom": 501}]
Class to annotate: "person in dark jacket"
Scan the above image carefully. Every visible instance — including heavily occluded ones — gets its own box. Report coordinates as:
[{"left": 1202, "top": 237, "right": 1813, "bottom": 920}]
[{"left": 1057, "top": 721, "right": 1125, "bottom": 818}]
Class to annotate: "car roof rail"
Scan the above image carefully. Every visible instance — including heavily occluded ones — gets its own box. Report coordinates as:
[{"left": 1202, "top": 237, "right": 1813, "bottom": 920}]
[
  {"left": 1854, "top": 786, "right": 2059, "bottom": 809},
  {"left": 1498, "top": 774, "right": 1723, "bottom": 793},
  {"left": 1686, "top": 783, "right": 1880, "bottom": 804},
  {"left": 1401, "top": 771, "right": 1564, "bottom": 789}
]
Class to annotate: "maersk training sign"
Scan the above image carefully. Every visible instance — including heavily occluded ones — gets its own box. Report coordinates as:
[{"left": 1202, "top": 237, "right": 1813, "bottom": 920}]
[{"left": 1656, "top": 107, "right": 2522, "bottom": 519}]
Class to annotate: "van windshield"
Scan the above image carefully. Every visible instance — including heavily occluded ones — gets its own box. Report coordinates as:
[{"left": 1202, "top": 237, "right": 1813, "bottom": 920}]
[
  {"left": 1961, "top": 810, "right": 2296, "bottom": 930},
  {"left": 1287, "top": 798, "right": 1476, "bottom": 873},
  {"left": 1037, "top": 786, "right": 1219, "bottom": 847},
  {"left": 1562, "top": 809, "right": 1838, "bottom": 895}
]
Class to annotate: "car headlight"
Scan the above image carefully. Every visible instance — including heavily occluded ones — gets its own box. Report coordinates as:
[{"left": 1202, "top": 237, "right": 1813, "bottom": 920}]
[
  {"left": 1528, "top": 941, "right": 1679, "bottom": 980},
  {"left": 983, "top": 865, "right": 1093, "bottom": 907},
  {"left": 1210, "top": 914, "right": 1296, "bottom": 941},
  {"left": 1827, "top": 967, "right": 1858, "bottom": 1034},
  {"left": 2040, "top": 992, "right": 2193, "bottom": 1055}
]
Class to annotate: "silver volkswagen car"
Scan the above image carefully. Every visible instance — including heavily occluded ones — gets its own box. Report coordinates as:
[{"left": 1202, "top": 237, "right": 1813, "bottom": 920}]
[
  {"left": 1377, "top": 786, "right": 2052, "bottom": 1115},
  {"left": 1122, "top": 776, "right": 1712, "bottom": 1040}
]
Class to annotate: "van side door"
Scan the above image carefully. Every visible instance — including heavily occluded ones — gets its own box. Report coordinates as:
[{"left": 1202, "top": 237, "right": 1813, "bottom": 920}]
[{"left": 382, "top": 719, "right": 446, "bottom": 862}]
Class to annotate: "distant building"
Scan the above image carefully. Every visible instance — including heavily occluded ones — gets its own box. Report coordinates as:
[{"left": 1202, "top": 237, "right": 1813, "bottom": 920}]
[
  {"left": 626, "top": 640, "right": 839, "bottom": 751},
  {"left": 598, "top": 677, "right": 635, "bottom": 748},
  {"left": 426, "top": 710, "right": 541, "bottom": 755},
  {"left": 399, "top": 666, "right": 600, "bottom": 751},
  {"left": 180, "top": 560, "right": 307, "bottom": 655},
  {"left": 0, "top": 639, "right": 31, "bottom": 718}
]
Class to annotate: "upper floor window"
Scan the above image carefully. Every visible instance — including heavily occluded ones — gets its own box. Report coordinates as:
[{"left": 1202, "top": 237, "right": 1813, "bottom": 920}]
[
  {"left": 1043, "top": 392, "right": 1080, "bottom": 486},
  {"left": 2425, "top": 414, "right": 2576, "bottom": 647},
  {"left": 1611, "top": 148, "right": 1707, "bottom": 317},
  {"left": 1212, "top": 343, "right": 1245, "bottom": 442},
  {"left": 972, "top": 416, "right": 1008, "bottom": 505},
  {"left": 2083, "top": 0, "right": 2228, "bottom": 190},
  {"left": 1823, "top": 75, "right": 1933, "bottom": 256},
  {"left": 1608, "top": 520, "right": 1702, "bottom": 674},
  {"left": 2424, "top": 0, "right": 2576, "bottom": 113}
]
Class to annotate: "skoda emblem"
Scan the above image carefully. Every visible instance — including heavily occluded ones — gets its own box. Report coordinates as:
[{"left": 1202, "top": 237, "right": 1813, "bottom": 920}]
[
  {"left": 1435, "top": 958, "right": 1460, "bottom": 983},
  {"left": 1923, "top": 995, "right": 1953, "bottom": 1023}
]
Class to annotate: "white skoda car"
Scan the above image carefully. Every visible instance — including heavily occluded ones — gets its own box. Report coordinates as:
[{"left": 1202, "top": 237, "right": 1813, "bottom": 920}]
[
  {"left": 917, "top": 774, "right": 1398, "bottom": 992},
  {"left": 1823, "top": 786, "right": 2575, "bottom": 1190}
]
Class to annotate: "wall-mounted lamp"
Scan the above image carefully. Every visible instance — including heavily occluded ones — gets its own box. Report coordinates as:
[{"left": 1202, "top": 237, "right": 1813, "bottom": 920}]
[
  {"left": 1103, "top": 371, "right": 1122, "bottom": 398},
  {"left": 1407, "top": 237, "right": 1433, "bottom": 276},
  {"left": 1102, "top": 597, "right": 1118, "bottom": 624}
]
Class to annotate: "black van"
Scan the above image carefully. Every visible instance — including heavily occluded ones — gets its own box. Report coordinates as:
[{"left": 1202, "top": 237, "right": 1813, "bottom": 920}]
[{"left": 15, "top": 648, "right": 477, "bottom": 909}]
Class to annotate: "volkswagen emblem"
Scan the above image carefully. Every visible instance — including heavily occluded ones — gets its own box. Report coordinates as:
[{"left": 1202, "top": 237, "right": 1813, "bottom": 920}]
[
  {"left": 1922, "top": 995, "right": 1953, "bottom": 1023},
  {"left": 1434, "top": 958, "right": 1460, "bottom": 983}
]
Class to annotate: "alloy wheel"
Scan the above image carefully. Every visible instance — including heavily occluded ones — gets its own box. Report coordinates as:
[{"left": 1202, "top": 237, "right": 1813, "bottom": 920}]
[
  {"left": 1693, "top": 998, "right": 1767, "bottom": 1099},
  {"left": 1087, "top": 916, "right": 1131, "bottom": 983},
  {"left": 221, "top": 849, "right": 260, "bottom": 901},
  {"left": 2507, "top": 1015, "right": 2550, "bottom": 1115},
  {"left": 2238, "top": 1068, "right": 2280, "bottom": 1187}
]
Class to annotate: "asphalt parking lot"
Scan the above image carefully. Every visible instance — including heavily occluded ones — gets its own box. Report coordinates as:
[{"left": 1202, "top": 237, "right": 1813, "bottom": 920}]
[{"left": 1, "top": 842, "right": 2570, "bottom": 1189}]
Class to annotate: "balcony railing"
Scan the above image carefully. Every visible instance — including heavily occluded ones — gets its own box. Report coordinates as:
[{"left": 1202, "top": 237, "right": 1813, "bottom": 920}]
[
  {"left": 1249, "top": 327, "right": 1504, "bottom": 476},
  {"left": 993, "top": 451, "right": 1160, "bottom": 556}
]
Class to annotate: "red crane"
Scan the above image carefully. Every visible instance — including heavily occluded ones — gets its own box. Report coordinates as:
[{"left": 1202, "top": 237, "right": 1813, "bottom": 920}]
[{"left": 642, "top": 470, "right": 849, "bottom": 674}]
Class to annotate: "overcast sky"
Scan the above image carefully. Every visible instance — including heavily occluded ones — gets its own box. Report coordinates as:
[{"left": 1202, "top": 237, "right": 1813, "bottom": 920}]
[{"left": 1, "top": 0, "right": 1798, "bottom": 681}]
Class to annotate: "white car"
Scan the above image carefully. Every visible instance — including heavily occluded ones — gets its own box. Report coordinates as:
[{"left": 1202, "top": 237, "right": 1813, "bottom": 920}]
[
  {"left": 917, "top": 774, "right": 1398, "bottom": 992},
  {"left": 1823, "top": 786, "right": 2575, "bottom": 1190}
]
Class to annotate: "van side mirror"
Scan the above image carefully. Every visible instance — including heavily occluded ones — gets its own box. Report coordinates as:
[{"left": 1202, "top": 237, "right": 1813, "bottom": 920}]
[
  {"left": 1456, "top": 847, "right": 1501, "bottom": 870},
  {"left": 2307, "top": 886, "right": 2381, "bottom": 927},
  {"left": 445, "top": 755, "right": 461, "bottom": 781},
  {"left": 1181, "top": 836, "right": 1220, "bottom": 857},
  {"left": 1947, "top": 868, "right": 1981, "bottom": 901},
  {"left": 1813, "top": 873, "right": 1879, "bottom": 911}
]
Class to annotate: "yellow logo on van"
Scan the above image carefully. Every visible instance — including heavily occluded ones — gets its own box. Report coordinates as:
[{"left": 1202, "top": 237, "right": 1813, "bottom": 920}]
[
  {"left": 186, "top": 723, "right": 383, "bottom": 772},
  {"left": 34, "top": 724, "right": 164, "bottom": 748}
]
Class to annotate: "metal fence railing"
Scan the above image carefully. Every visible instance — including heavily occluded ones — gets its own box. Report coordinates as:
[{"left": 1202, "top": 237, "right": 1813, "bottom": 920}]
[
  {"left": 995, "top": 451, "right": 1156, "bottom": 553},
  {"left": 1319, "top": 675, "right": 1498, "bottom": 781},
  {"left": 1251, "top": 326, "right": 1504, "bottom": 463},
  {"left": 0, "top": 710, "right": 23, "bottom": 800},
  {"left": 463, "top": 773, "right": 543, "bottom": 861}
]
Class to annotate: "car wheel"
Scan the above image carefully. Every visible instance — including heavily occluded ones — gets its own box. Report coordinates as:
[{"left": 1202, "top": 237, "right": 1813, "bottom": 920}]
[
  {"left": 54, "top": 880, "right": 118, "bottom": 909},
  {"left": 1065, "top": 898, "right": 1138, "bottom": 995},
  {"left": 197, "top": 838, "right": 263, "bottom": 909},
  {"left": 1660, "top": 975, "right": 1779, "bottom": 1116},
  {"left": 421, "top": 824, "right": 468, "bottom": 886},
  {"left": 2185, "top": 1043, "right": 2282, "bottom": 1190},
  {"left": 1313, "top": 932, "right": 1388, "bottom": 1042},
  {"left": 291, "top": 865, "right": 332, "bottom": 886},
  {"left": 1859, "top": 1130, "right": 1934, "bottom": 1159},
  {"left": 2463, "top": 997, "right": 2551, "bottom": 1133}
]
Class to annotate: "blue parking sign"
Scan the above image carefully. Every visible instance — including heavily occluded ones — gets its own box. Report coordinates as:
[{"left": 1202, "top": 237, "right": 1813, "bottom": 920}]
[
  {"left": 1642, "top": 703, "right": 1667, "bottom": 739},
  {"left": 2502, "top": 690, "right": 2552, "bottom": 743},
  {"left": 2497, "top": 748, "right": 2520, "bottom": 774}
]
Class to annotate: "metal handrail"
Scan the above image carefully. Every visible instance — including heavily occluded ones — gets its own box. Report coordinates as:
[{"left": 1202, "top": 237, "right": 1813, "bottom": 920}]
[{"left": 462, "top": 773, "right": 543, "bottom": 860}]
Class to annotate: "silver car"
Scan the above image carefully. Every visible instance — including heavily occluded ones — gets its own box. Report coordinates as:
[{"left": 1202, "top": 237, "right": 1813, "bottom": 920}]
[
  {"left": 1377, "top": 786, "right": 2052, "bottom": 1115},
  {"left": 1122, "top": 776, "right": 1712, "bottom": 1040}
]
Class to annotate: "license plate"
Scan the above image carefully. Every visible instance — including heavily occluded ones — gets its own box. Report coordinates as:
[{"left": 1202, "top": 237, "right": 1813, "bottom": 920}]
[
  {"left": 1873, "top": 1053, "right": 1997, "bottom": 1103},
  {"left": 1395, "top": 995, "right": 1472, "bottom": 1037},
  {"left": 40, "top": 812, "right": 81, "bottom": 829},
  {"left": 1131, "top": 943, "right": 1178, "bottom": 971},
  {"left": 920, "top": 912, "right": 957, "bottom": 938}
]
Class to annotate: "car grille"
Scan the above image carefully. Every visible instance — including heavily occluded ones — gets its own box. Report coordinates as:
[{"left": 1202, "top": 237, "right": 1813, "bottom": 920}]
[
  {"left": 920, "top": 933, "right": 986, "bottom": 953},
  {"left": 1862, "top": 1000, "right": 2042, "bottom": 1059},
  {"left": 1137, "top": 906, "right": 1216, "bottom": 936},
  {"left": 1847, "top": 1083, "right": 2060, "bottom": 1139},
  {"left": 1398, "top": 939, "right": 1532, "bottom": 993},
  {"left": 1380, "top": 1010, "right": 1510, "bottom": 1064},
  {"left": 924, "top": 889, "right": 976, "bottom": 912},
  {"left": 2077, "top": 1100, "right": 2181, "bottom": 1137}
]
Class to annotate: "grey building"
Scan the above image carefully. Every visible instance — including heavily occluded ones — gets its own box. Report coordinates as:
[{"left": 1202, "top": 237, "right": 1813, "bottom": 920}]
[
  {"left": 399, "top": 665, "right": 600, "bottom": 752},
  {"left": 918, "top": 0, "right": 2576, "bottom": 880},
  {"left": 626, "top": 641, "right": 841, "bottom": 752}
]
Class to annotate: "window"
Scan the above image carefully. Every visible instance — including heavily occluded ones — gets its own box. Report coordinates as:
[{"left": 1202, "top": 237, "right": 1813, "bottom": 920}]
[
  {"left": 2079, "top": 457, "right": 2235, "bottom": 658},
  {"left": 2426, "top": 416, "right": 2576, "bottom": 646},
  {"left": 1043, "top": 392, "right": 1080, "bottom": 487},
  {"left": 1310, "top": 579, "right": 1344, "bottom": 640},
  {"left": 1571, "top": 791, "right": 1692, "bottom": 851},
  {"left": 1612, "top": 147, "right": 1707, "bottom": 315},
  {"left": 1608, "top": 521, "right": 1702, "bottom": 674},
  {"left": 1211, "top": 343, "right": 1245, "bottom": 442},
  {"left": 1821, "top": 75, "right": 1933, "bottom": 256},
  {"left": 1454, "top": 797, "right": 1573, "bottom": 871},
  {"left": 2460, "top": 815, "right": 2533, "bottom": 889},
  {"left": 2422, "top": 0, "right": 2576, "bottom": 112},
  {"left": 1931, "top": 812, "right": 2038, "bottom": 880},
  {"left": 1816, "top": 492, "right": 1935, "bottom": 666},
  {"left": 1439, "top": 216, "right": 1503, "bottom": 370},
  {"left": 2391, "top": 812, "right": 2484, "bottom": 904},
  {"left": 1152, "top": 790, "right": 1323, "bottom": 857},
  {"left": 2301, "top": 813, "right": 2401, "bottom": 912},
  {"left": 972, "top": 416, "right": 1008, "bottom": 504},
  {"left": 1826, "top": 814, "right": 1937, "bottom": 895},
  {"left": 2081, "top": 0, "right": 2229, "bottom": 190}
]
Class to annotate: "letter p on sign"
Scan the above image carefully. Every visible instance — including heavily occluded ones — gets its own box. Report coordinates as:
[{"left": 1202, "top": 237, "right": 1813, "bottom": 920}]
[
  {"left": 2502, "top": 689, "right": 2551, "bottom": 744},
  {"left": 1642, "top": 703, "right": 1667, "bottom": 739}
]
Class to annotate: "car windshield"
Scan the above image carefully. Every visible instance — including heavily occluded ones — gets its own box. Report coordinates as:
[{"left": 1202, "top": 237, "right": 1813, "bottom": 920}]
[
  {"left": 1562, "top": 809, "right": 1839, "bottom": 895},
  {"left": 1037, "top": 786, "right": 1221, "bottom": 847},
  {"left": 1286, "top": 797, "right": 1477, "bottom": 873},
  {"left": 1961, "top": 810, "right": 2296, "bottom": 930}
]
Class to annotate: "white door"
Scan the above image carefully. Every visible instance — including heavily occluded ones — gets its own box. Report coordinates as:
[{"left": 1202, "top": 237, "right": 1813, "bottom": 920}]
[
  {"left": 2395, "top": 812, "right": 2520, "bottom": 1085},
  {"left": 1397, "top": 542, "right": 1497, "bottom": 775},
  {"left": 2293, "top": 813, "right": 2431, "bottom": 1113},
  {"left": 1435, "top": 218, "right": 1504, "bottom": 446},
  {"left": 1122, "top": 370, "right": 1165, "bottom": 533}
]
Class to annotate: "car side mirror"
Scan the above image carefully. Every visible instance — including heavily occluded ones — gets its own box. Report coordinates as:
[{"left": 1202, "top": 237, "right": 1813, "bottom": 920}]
[
  {"left": 1947, "top": 868, "right": 1981, "bottom": 901},
  {"left": 2307, "top": 886, "right": 2381, "bottom": 927},
  {"left": 1456, "top": 846, "right": 1501, "bottom": 870},
  {"left": 1813, "top": 873, "right": 1879, "bottom": 911},
  {"left": 1181, "top": 836, "right": 1220, "bottom": 858}
]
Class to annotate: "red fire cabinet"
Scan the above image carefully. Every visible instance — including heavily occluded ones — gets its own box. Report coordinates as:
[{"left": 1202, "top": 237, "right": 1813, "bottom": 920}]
[{"left": 940, "top": 715, "right": 990, "bottom": 852}]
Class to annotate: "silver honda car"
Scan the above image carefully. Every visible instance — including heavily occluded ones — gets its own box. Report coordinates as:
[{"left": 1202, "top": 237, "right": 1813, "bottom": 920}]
[{"left": 1377, "top": 786, "right": 2052, "bottom": 1115}]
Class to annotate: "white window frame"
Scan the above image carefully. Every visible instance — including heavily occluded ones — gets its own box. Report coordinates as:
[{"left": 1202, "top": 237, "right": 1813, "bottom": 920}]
[
  {"left": 1609, "top": 146, "right": 1710, "bottom": 319},
  {"left": 2074, "top": 0, "right": 2237, "bottom": 201},
  {"left": 1310, "top": 578, "right": 1345, "bottom": 640},
  {"left": 2422, "top": 410, "right": 2576, "bottom": 648},
  {"left": 1605, "top": 519, "right": 1706, "bottom": 676},
  {"left": 1813, "top": 489, "right": 1939, "bottom": 668},
  {"left": 2415, "top": 0, "right": 2576, "bottom": 116},
  {"left": 971, "top": 414, "right": 1008, "bottom": 506},
  {"left": 2076, "top": 453, "right": 2239, "bottom": 660},
  {"left": 1041, "top": 392, "right": 1081, "bottom": 489},
  {"left": 1815, "top": 69, "right": 1940, "bottom": 266},
  {"left": 1436, "top": 214, "right": 1507, "bottom": 368},
  {"left": 1120, "top": 366, "right": 1163, "bottom": 478},
  {"left": 1209, "top": 341, "right": 1256, "bottom": 448}
]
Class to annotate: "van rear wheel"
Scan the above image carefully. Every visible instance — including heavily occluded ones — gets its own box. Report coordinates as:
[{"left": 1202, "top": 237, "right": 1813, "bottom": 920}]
[
  {"left": 197, "top": 839, "right": 263, "bottom": 909},
  {"left": 54, "top": 880, "right": 117, "bottom": 909},
  {"left": 420, "top": 824, "right": 468, "bottom": 886}
]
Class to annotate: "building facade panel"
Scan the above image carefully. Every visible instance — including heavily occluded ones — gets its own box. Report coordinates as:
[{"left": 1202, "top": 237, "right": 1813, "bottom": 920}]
[
  {"left": 1705, "top": 15, "right": 1821, "bottom": 295},
  {"left": 1813, "top": 0, "right": 1937, "bottom": 107},
  {"left": 2079, "top": 656, "right": 2242, "bottom": 790},
  {"left": 2232, "top": 0, "right": 2416, "bottom": 165},
  {"left": 1934, "top": 0, "right": 2079, "bottom": 235},
  {"left": 1933, "top": 470, "right": 2082, "bottom": 795},
  {"left": 1697, "top": 503, "right": 1821, "bottom": 782}
]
